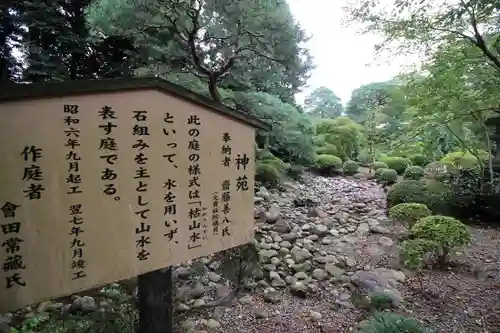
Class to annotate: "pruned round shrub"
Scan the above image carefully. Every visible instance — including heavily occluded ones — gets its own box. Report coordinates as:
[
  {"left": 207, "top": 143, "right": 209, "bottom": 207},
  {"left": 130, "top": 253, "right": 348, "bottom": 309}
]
[
  {"left": 313, "top": 154, "right": 342, "bottom": 176},
  {"left": 255, "top": 163, "right": 280, "bottom": 187},
  {"left": 424, "top": 162, "right": 453, "bottom": 182},
  {"left": 409, "top": 154, "right": 428, "bottom": 167},
  {"left": 316, "top": 144, "right": 338, "bottom": 156},
  {"left": 411, "top": 215, "right": 472, "bottom": 263},
  {"left": 343, "top": 160, "right": 359, "bottom": 175},
  {"left": 382, "top": 156, "right": 412, "bottom": 174},
  {"left": 404, "top": 165, "right": 425, "bottom": 180},
  {"left": 357, "top": 149, "right": 374, "bottom": 166},
  {"left": 389, "top": 203, "right": 432, "bottom": 228},
  {"left": 387, "top": 180, "right": 453, "bottom": 214},
  {"left": 358, "top": 312, "right": 431, "bottom": 333},
  {"left": 400, "top": 238, "right": 440, "bottom": 271},
  {"left": 373, "top": 161, "right": 388, "bottom": 170},
  {"left": 378, "top": 168, "right": 398, "bottom": 185}
]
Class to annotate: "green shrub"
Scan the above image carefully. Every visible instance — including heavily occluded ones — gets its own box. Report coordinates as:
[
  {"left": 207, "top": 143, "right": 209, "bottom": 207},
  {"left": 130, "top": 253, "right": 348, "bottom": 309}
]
[
  {"left": 411, "top": 215, "right": 471, "bottom": 263},
  {"left": 389, "top": 203, "right": 432, "bottom": 228},
  {"left": 287, "top": 165, "right": 304, "bottom": 180},
  {"left": 400, "top": 238, "right": 440, "bottom": 272},
  {"left": 358, "top": 312, "right": 432, "bottom": 333},
  {"left": 378, "top": 168, "right": 398, "bottom": 185},
  {"left": 404, "top": 166, "right": 425, "bottom": 180},
  {"left": 343, "top": 160, "right": 359, "bottom": 175},
  {"left": 357, "top": 149, "right": 374, "bottom": 166},
  {"left": 440, "top": 150, "right": 488, "bottom": 170},
  {"left": 409, "top": 154, "right": 428, "bottom": 167},
  {"left": 381, "top": 156, "right": 412, "bottom": 174},
  {"left": 387, "top": 180, "right": 453, "bottom": 214},
  {"left": 373, "top": 161, "right": 388, "bottom": 170},
  {"left": 368, "top": 292, "right": 394, "bottom": 311},
  {"left": 313, "top": 154, "right": 342, "bottom": 175},
  {"left": 255, "top": 163, "right": 280, "bottom": 187},
  {"left": 316, "top": 144, "right": 338, "bottom": 156},
  {"left": 424, "top": 162, "right": 453, "bottom": 182}
]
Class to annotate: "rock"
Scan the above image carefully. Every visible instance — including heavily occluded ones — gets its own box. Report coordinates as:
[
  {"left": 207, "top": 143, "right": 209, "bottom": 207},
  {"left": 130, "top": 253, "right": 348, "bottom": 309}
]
[
  {"left": 0, "top": 323, "right": 9, "bottom": 333},
  {"left": 309, "top": 311, "right": 322, "bottom": 321},
  {"left": 207, "top": 272, "right": 221, "bottom": 282},
  {"left": 189, "top": 284, "right": 206, "bottom": 299},
  {"left": 239, "top": 295, "right": 253, "bottom": 305},
  {"left": 312, "top": 268, "right": 328, "bottom": 280},
  {"left": 177, "top": 303, "right": 191, "bottom": 311},
  {"left": 294, "top": 272, "right": 308, "bottom": 280},
  {"left": 72, "top": 296, "right": 97, "bottom": 313},
  {"left": 274, "top": 219, "right": 292, "bottom": 234},
  {"left": 205, "top": 319, "right": 220, "bottom": 329},
  {"left": 263, "top": 291, "right": 282, "bottom": 304},
  {"left": 193, "top": 299, "right": 206, "bottom": 308},
  {"left": 280, "top": 241, "right": 292, "bottom": 249},
  {"left": 378, "top": 237, "right": 394, "bottom": 247},
  {"left": 271, "top": 277, "right": 287, "bottom": 287},
  {"left": 357, "top": 223, "right": 370, "bottom": 236},
  {"left": 259, "top": 249, "right": 278, "bottom": 262},
  {"left": 257, "top": 187, "right": 271, "bottom": 200},
  {"left": 254, "top": 197, "right": 264, "bottom": 204},
  {"left": 263, "top": 206, "right": 280, "bottom": 224},
  {"left": 290, "top": 282, "right": 307, "bottom": 297},
  {"left": 308, "top": 207, "right": 327, "bottom": 218},
  {"left": 174, "top": 267, "right": 192, "bottom": 279},
  {"left": 254, "top": 309, "right": 268, "bottom": 319},
  {"left": 0, "top": 314, "right": 12, "bottom": 325},
  {"left": 281, "top": 233, "right": 298, "bottom": 242},
  {"left": 290, "top": 247, "right": 311, "bottom": 263},
  {"left": 325, "top": 263, "right": 345, "bottom": 278},
  {"left": 182, "top": 320, "right": 197, "bottom": 331},
  {"left": 311, "top": 224, "right": 328, "bottom": 237},
  {"left": 370, "top": 225, "right": 390, "bottom": 234}
]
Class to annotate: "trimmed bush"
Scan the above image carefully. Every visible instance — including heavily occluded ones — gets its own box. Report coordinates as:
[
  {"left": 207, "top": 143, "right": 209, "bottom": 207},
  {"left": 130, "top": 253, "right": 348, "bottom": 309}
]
[
  {"left": 316, "top": 144, "right": 338, "bottom": 156},
  {"left": 424, "top": 162, "right": 453, "bottom": 182},
  {"left": 255, "top": 163, "right": 280, "bottom": 187},
  {"left": 373, "top": 161, "right": 388, "bottom": 170},
  {"left": 404, "top": 165, "right": 425, "bottom": 180},
  {"left": 379, "top": 168, "right": 398, "bottom": 185},
  {"left": 389, "top": 203, "right": 432, "bottom": 228},
  {"left": 313, "top": 154, "right": 342, "bottom": 176},
  {"left": 357, "top": 149, "right": 374, "bottom": 166},
  {"left": 409, "top": 154, "right": 428, "bottom": 167},
  {"left": 382, "top": 156, "right": 412, "bottom": 174},
  {"left": 343, "top": 160, "right": 359, "bottom": 175},
  {"left": 387, "top": 180, "right": 453, "bottom": 214},
  {"left": 358, "top": 312, "right": 431, "bottom": 333},
  {"left": 411, "top": 215, "right": 472, "bottom": 263}
]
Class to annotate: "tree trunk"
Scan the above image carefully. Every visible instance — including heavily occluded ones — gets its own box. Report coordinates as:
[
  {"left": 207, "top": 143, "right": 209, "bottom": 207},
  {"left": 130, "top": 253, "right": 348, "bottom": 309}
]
[
  {"left": 208, "top": 75, "right": 221, "bottom": 102},
  {"left": 137, "top": 268, "right": 173, "bottom": 333}
]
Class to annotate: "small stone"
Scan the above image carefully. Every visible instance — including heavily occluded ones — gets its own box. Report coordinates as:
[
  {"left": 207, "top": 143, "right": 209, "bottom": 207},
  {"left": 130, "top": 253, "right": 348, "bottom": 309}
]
[
  {"left": 239, "top": 295, "right": 253, "bottom": 305},
  {"left": 290, "top": 282, "right": 307, "bottom": 297},
  {"left": 208, "top": 272, "right": 221, "bottom": 282},
  {"left": 177, "top": 303, "right": 191, "bottom": 311},
  {"left": 325, "top": 263, "right": 345, "bottom": 278},
  {"left": 294, "top": 271, "right": 308, "bottom": 280},
  {"left": 254, "top": 309, "right": 268, "bottom": 319},
  {"left": 378, "top": 237, "right": 394, "bottom": 247},
  {"left": 312, "top": 269, "right": 328, "bottom": 280},
  {"left": 205, "top": 319, "right": 220, "bottom": 329},
  {"left": 311, "top": 224, "right": 328, "bottom": 237},
  {"left": 310, "top": 311, "right": 322, "bottom": 321},
  {"left": 193, "top": 299, "right": 206, "bottom": 308},
  {"left": 182, "top": 319, "right": 197, "bottom": 330}
]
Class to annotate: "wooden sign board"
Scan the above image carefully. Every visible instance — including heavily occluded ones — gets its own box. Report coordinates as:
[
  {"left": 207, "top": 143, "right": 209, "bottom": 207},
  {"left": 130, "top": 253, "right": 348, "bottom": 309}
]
[{"left": 0, "top": 78, "right": 268, "bottom": 313}]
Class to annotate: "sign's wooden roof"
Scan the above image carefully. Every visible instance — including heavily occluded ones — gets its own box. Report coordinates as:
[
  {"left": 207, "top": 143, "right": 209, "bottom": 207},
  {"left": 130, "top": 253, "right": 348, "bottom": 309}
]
[{"left": 0, "top": 77, "right": 270, "bottom": 130}]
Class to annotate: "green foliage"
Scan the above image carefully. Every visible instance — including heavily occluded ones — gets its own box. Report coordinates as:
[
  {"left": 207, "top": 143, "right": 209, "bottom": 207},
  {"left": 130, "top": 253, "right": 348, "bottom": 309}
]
[
  {"left": 316, "top": 144, "right": 338, "bottom": 156},
  {"left": 357, "top": 149, "right": 375, "bottom": 166},
  {"left": 343, "top": 160, "right": 359, "bottom": 175},
  {"left": 440, "top": 150, "right": 488, "bottom": 170},
  {"left": 255, "top": 163, "right": 280, "bottom": 187},
  {"left": 373, "top": 161, "right": 388, "bottom": 170},
  {"left": 313, "top": 154, "right": 342, "bottom": 175},
  {"left": 400, "top": 238, "right": 440, "bottom": 271},
  {"left": 411, "top": 215, "right": 472, "bottom": 260},
  {"left": 368, "top": 293, "right": 394, "bottom": 311},
  {"left": 389, "top": 203, "right": 431, "bottom": 228},
  {"left": 379, "top": 168, "right": 398, "bottom": 185},
  {"left": 424, "top": 162, "right": 453, "bottom": 182},
  {"left": 403, "top": 166, "right": 425, "bottom": 181},
  {"left": 287, "top": 165, "right": 304, "bottom": 180},
  {"left": 304, "top": 86, "right": 344, "bottom": 119},
  {"left": 315, "top": 116, "right": 363, "bottom": 161},
  {"left": 358, "top": 312, "right": 432, "bottom": 333},
  {"left": 409, "top": 154, "right": 428, "bottom": 167},
  {"left": 381, "top": 156, "right": 412, "bottom": 174},
  {"left": 387, "top": 180, "right": 453, "bottom": 214}
]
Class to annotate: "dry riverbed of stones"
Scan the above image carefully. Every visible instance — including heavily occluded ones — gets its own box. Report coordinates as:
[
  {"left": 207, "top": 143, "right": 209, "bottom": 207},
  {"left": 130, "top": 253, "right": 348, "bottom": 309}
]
[{"left": 2, "top": 173, "right": 499, "bottom": 333}]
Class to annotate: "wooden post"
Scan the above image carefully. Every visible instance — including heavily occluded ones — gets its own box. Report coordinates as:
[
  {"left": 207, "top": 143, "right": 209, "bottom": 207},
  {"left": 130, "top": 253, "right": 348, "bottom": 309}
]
[{"left": 137, "top": 267, "right": 173, "bottom": 333}]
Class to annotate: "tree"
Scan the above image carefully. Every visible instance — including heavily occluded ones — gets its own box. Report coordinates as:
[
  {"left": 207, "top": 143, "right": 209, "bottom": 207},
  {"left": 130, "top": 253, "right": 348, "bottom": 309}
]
[
  {"left": 303, "top": 86, "right": 344, "bottom": 119},
  {"left": 86, "top": 0, "right": 313, "bottom": 102},
  {"left": 345, "top": 0, "right": 500, "bottom": 73},
  {"left": 0, "top": 0, "right": 24, "bottom": 82}
]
